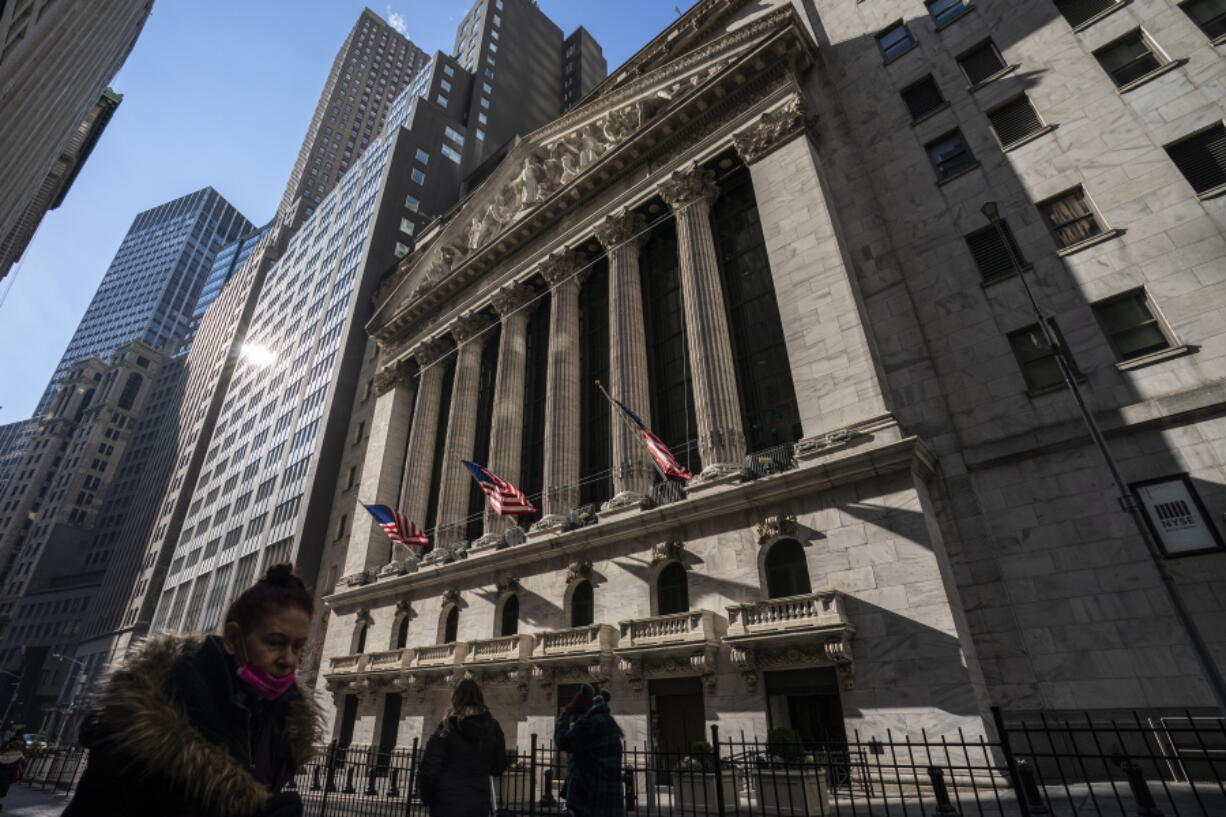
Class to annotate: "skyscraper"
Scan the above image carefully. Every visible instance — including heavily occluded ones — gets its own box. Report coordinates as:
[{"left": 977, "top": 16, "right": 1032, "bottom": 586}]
[
  {"left": 0, "top": 0, "right": 154, "bottom": 281},
  {"left": 35, "top": 187, "right": 253, "bottom": 413},
  {"left": 177, "top": 223, "right": 270, "bottom": 354},
  {"left": 274, "top": 8, "right": 429, "bottom": 232}
]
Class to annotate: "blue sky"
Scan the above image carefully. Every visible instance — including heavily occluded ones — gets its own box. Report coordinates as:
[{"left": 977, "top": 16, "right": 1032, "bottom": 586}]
[{"left": 0, "top": 0, "right": 695, "bottom": 424}]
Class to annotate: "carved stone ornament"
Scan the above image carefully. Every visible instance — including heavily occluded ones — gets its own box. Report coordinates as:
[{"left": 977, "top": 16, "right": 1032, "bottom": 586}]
[
  {"left": 410, "top": 336, "right": 450, "bottom": 368},
  {"left": 593, "top": 208, "right": 648, "bottom": 251},
  {"left": 566, "top": 561, "right": 593, "bottom": 583},
  {"left": 658, "top": 163, "right": 718, "bottom": 211},
  {"left": 495, "top": 577, "right": 520, "bottom": 595},
  {"left": 755, "top": 513, "right": 798, "bottom": 545},
  {"left": 355, "top": 608, "right": 374, "bottom": 626},
  {"left": 339, "top": 571, "right": 371, "bottom": 588},
  {"left": 538, "top": 250, "right": 584, "bottom": 287},
  {"left": 490, "top": 282, "right": 535, "bottom": 317},
  {"left": 450, "top": 311, "right": 491, "bottom": 344},
  {"left": 373, "top": 358, "right": 413, "bottom": 396},
  {"left": 395, "top": 599, "right": 413, "bottom": 618},
  {"left": 651, "top": 540, "right": 684, "bottom": 564},
  {"left": 441, "top": 588, "right": 460, "bottom": 606},
  {"left": 731, "top": 96, "right": 813, "bottom": 165}
]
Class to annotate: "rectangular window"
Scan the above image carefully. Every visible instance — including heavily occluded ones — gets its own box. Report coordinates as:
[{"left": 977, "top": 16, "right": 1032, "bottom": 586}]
[
  {"left": 440, "top": 79, "right": 451, "bottom": 92},
  {"left": 411, "top": 168, "right": 425, "bottom": 185},
  {"left": 400, "top": 217, "right": 416, "bottom": 235},
  {"left": 1164, "top": 123, "right": 1226, "bottom": 194},
  {"left": 958, "top": 40, "right": 1008, "bottom": 85},
  {"left": 1093, "top": 30, "right": 1165, "bottom": 87},
  {"left": 441, "top": 144, "right": 462, "bottom": 163},
  {"left": 483, "top": 67, "right": 494, "bottom": 79},
  {"left": 926, "top": 0, "right": 969, "bottom": 26},
  {"left": 876, "top": 21, "right": 916, "bottom": 61},
  {"left": 1133, "top": 475, "right": 1224, "bottom": 556},
  {"left": 415, "top": 148, "right": 429, "bottom": 164},
  {"left": 988, "top": 94, "right": 1046, "bottom": 147},
  {"left": 900, "top": 75, "right": 945, "bottom": 120},
  {"left": 436, "top": 94, "right": 448, "bottom": 106},
  {"left": 925, "top": 129, "right": 977, "bottom": 181},
  {"left": 478, "top": 112, "right": 488, "bottom": 124},
  {"left": 1008, "top": 322, "right": 1073, "bottom": 392},
  {"left": 476, "top": 128, "right": 486, "bottom": 141},
  {"left": 1180, "top": 0, "right": 1226, "bottom": 40},
  {"left": 482, "top": 82, "right": 493, "bottom": 94},
  {"left": 444, "top": 125, "right": 465, "bottom": 145},
  {"left": 964, "top": 220, "right": 1027, "bottom": 280},
  {"left": 405, "top": 194, "right": 420, "bottom": 211},
  {"left": 1054, "top": 0, "right": 1122, "bottom": 28},
  {"left": 395, "top": 242, "right": 410, "bottom": 258},
  {"left": 1037, "top": 186, "right": 1105, "bottom": 248},
  {"left": 1091, "top": 288, "right": 1175, "bottom": 361},
  {"left": 443, "top": 63, "right": 455, "bottom": 76},
  {"left": 480, "top": 97, "right": 490, "bottom": 109}
]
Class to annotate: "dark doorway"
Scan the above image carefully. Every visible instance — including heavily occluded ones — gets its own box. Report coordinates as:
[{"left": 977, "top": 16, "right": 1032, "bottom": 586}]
[
  {"left": 649, "top": 677, "right": 706, "bottom": 783},
  {"left": 395, "top": 616, "right": 409, "bottom": 649},
  {"left": 375, "top": 693, "right": 402, "bottom": 775},
  {"left": 764, "top": 668, "right": 846, "bottom": 744},
  {"left": 337, "top": 693, "right": 359, "bottom": 760},
  {"left": 571, "top": 580, "right": 593, "bottom": 627},
  {"left": 501, "top": 595, "right": 519, "bottom": 636},
  {"left": 657, "top": 562, "right": 689, "bottom": 615},
  {"left": 443, "top": 607, "right": 459, "bottom": 643},
  {"left": 764, "top": 539, "right": 812, "bottom": 598}
]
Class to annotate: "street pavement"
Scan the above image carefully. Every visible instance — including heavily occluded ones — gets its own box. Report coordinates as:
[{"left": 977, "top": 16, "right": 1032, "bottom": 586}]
[{"left": 0, "top": 785, "right": 70, "bottom": 816}]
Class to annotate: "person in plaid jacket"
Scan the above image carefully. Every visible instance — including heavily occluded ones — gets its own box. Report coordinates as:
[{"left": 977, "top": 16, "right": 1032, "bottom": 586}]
[{"left": 554, "top": 688, "right": 625, "bottom": 817}]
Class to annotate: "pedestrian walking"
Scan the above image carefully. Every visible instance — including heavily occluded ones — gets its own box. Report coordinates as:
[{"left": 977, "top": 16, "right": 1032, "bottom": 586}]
[
  {"left": 0, "top": 736, "right": 25, "bottom": 811},
  {"left": 555, "top": 686, "right": 625, "bottom": 817},
  {"left": 417, "top": 678, "right": 508, "bottom": 817},
  {"left": 62, "top": 563, "right": 318, "bottom": 817}
]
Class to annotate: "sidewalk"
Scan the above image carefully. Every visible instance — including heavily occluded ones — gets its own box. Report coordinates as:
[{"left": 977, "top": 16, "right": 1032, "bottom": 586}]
[{"left": 0, "top": 785, "right": 70, "bottom": 816}]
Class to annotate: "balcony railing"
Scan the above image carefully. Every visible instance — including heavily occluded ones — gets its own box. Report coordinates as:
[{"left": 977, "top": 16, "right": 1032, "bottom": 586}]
[
  {"left": 617, "top": 609, "right": 719, "bottom": 650},
  {"left": 466, "top": 634, "right": 533, "bottom": 665},
  {"left": 726, "top": 591, "right": 850, "bottom": 637},
  {"left": 743, "top": 442, "right": 799, "bottom": 479},
  {"left": 328, "top": 654, "right": 364, "bottom": 673},
  {"left": 533, "top": 624, "right": 617, "bottom": 659},
  {"left": 366, "top": 648, "right": 409, "bottom": 671},
  {"left": 412, "top": 642, "right": 467, "bottom": 669}
]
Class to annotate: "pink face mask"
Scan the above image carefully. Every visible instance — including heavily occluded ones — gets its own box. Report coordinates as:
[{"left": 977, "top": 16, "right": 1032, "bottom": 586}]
[{"left": 237, "top": 662, "right": 296, "bottom": 701}]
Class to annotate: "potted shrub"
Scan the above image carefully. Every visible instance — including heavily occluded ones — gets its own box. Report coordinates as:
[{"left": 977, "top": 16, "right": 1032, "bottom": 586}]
[
  {"left": 497, "top": 747, "right": 532, "bottom": 806},
  {"left": 755, "top": 728, "right": 828, "bottom": 816},
  {"left": 674, "top": 740, "right": 737, "bottom": 812}
]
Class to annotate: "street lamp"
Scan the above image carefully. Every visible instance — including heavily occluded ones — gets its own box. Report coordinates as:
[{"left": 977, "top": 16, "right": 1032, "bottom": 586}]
[
  {"left": 50, "top": 654, "right": 89, "bottom": 745},
  {"left": 981, "top": 202, "right": 1226, "bottom": 713}
]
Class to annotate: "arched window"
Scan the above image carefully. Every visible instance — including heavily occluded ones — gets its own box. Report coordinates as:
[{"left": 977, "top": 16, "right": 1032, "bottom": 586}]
[
  {"left": 764, "top": 539, "right": 812, "bottom": 599},
  {"left": 500, "top": 595, "right": 519, "bottom": 637},
  {"left": 354, "top": 621, "right": 368, "bottom": 654},
  {"left": 443, "top": 606, "right": 459, "bottom": 644},
  {"left": 117, "top": 373, "right": 143, "bottom": 411},
  {"left": 570, "top": 580, "right": 593, "bottom": 627},
  {"left": 394, "top": 615, "right": 409, "bottom": 649},
  {"left": 656, "top": 562, "right": 689, "bottom": 615}
]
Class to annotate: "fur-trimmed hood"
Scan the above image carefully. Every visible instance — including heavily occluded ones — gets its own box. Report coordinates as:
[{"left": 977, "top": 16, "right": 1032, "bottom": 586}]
[{"left": 81, "top": 632, "right": 318, "bottom": 817}]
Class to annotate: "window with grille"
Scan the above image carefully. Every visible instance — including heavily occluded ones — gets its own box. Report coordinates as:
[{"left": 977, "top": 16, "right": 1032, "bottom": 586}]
[
  {"left": 1165, "top": 123, "right": 1226, "bottom": 194},
  {"left": 1054, "top": 0, "right": 1121, "bottom": 28},
  {"left": 926, "top": 129, "right": 978, "bottom": 180},
  {"left": 988, "top": 94, "right": 1046, "bottom": 148},
  {"left": 1093, "top": 30, "right": 1165, "bottom": 87},
  {"left": 901, "top": 75, "right": 946, "bottom": 120},
  {"left": 927, "top": 0, "right": 969, "bottom": 25},
  {"left": 1037, "top": 187, "right": 1105, "bottom": 248},
  {"left": 958, "top": 40, "right": 1008, "bottom": 85},
  {"left": 876, "top": 21, "right": 916, "bottom": 61},
  {"left": 965, "top": 220, "right": 1028, "bottom": 280},
  {"left": 1008, "top": 322, "right": 1074, "bottom": 392},
  {"left": 1091, "top": 289, "right": 1174, "bottom": 361},
  {"left": 1181, "top": 0, "right": 1226, "bottom": 39}
]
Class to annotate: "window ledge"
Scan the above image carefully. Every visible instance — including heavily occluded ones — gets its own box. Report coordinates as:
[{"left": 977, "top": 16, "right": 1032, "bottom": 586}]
[
  {"left": 1115, "top": 344, "right": 1193, "bottom": 371},
  {"left": 1001, "top": 124, "right": 1057, "bottom": 152},
  {"left": 936, "top": 162, "right": 982, "bottom": 186},
  {"left": 979, "top": 265, "right": 1033, "bottom": 288},
  {"left": 883, "top": 41, "right": 919, "bottom": 66},
  {"left": 1196, "top": 182, "right": 1226, "bottom": 201},
  {"left": 967, "top": 64, "right": 1018, "bottom": 93},
  {"left": 1116, "top": 60, "right": 1185, "bottom": 93},
  {"left": 934, "top": 4, "right": 976, "bottom": 32},
  {"left": 1071, "top": 1, "right": 1128, "bottom": 33},
  {"left": 1213, "top": 33, "right": 1226, "bottom": 47},
  {"left": 909, "top": 101, "right": 952, "bottom": 127},
  {"left": 1056, "top": 228, "right": 1122, "bottom": 256}
]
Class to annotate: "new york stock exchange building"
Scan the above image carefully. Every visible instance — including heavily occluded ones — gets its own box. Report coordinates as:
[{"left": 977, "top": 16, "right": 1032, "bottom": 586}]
[{"left": 312, "top": 0, "right": 1226, "bottom": 772}]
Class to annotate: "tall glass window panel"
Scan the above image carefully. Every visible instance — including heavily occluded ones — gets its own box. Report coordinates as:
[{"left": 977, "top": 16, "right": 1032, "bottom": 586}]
[
  {"left": 518, "top": 300, "right": 550, "bottom": 528},
  {"left": 579, "top": 259, "right": 611, "bottom": 507},
  {"left": 711, "top": 167, "right": 802, "bottom": 452},
  {"left": 466, "top": 324, "right": 501, "bottom": 541}
]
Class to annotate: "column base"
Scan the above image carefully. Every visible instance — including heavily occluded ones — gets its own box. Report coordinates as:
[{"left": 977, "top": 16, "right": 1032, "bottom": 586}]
[
  {"left": 528, "top": 514, "right": 570, "bottom": 536},
  {"left": 469, "top": 533, "right": 505, "bottom": 554},
  {"left": 686, "top": 464, "right": 743, "bottom": 493}
]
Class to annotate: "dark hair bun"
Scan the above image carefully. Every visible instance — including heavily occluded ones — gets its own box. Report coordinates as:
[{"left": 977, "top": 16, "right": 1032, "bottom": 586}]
[{"left": 263, "top": 562, "right": 302, "bottom": 587}]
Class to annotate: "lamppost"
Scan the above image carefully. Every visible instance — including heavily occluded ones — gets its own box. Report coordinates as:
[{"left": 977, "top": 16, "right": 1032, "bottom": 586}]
[
  {"left": 50, "top": 653, "right": 88, "bottom": 745},
  {"left": 0, "top": 672, "right": 19, "bottom": 739},
  {"left": 980, "top": 201, "right": 1226, "bottom": 713}
]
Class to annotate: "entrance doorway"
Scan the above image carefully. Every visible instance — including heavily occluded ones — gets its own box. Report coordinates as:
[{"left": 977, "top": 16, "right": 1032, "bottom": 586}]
[
  {"left": 763, "top": 667, "right": 846, "bottom": 744},
  {"left": 649, "top": 677, "right": 706, "bottom": 783},
  {"left": 375, "top": 693, "right": 401, "bottom": 775},
  {"left": 337, "top": 693, "right": 359, "bottom": 764}
]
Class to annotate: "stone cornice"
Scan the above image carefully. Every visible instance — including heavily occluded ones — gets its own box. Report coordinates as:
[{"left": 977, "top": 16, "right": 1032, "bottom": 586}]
[{"left": 323, "top": 434, "right": 934, "bottom": 609}]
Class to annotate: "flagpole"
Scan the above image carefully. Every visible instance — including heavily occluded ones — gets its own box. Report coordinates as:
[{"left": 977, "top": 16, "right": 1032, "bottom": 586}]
[{"left": 595, "top": 380, "right": 671, "bottom": 483}]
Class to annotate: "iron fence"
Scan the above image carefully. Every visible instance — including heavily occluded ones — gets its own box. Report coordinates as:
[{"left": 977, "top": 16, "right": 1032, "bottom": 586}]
[{"left": 15, "top": 745, "right": 88, "bottom": 795}]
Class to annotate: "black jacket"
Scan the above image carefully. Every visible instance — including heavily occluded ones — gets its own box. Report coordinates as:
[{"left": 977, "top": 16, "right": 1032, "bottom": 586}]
[
  {"left": 417, "top": 710, "right": 507, "bottom": 817},
  {"left": 62, "top": 634, "right": 317, "bottom": 817}
]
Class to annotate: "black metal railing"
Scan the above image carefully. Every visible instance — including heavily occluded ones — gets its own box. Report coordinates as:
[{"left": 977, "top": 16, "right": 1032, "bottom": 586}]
[
  {"left": 16, "top": 745, "right": 88, "bottom": 795},
  {"left": 742, "top": 443, "right": 798, "bottom": 480}
]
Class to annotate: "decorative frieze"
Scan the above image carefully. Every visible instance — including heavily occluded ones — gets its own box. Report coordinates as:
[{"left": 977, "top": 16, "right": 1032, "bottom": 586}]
[{"left": 755, "top": 514, "right": 797, "bottom": 545}]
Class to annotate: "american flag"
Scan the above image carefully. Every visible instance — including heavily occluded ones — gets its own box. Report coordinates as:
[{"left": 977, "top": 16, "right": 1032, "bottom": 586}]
[
  {"left": 462, "top": 461, "right": 536, "bottom": 515},
  {"left": 361, "top": 503, "right": 428, "bottom": 549},
  {"left": 611, "top": 398, "right": 693, "bottom": 480}
]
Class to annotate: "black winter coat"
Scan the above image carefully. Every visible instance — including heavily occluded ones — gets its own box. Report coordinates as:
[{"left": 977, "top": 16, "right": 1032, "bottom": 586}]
[
  {"left": 417, "top": 710, "right": 507, "bottom": 817},
  {"left": 62, "top": 634, "right": 317, "bottom": 817}
]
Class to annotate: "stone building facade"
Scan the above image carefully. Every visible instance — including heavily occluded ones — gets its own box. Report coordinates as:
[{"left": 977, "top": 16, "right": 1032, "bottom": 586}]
[{"left": 314, "top": 0, "right": 1226, "bottom": 759}]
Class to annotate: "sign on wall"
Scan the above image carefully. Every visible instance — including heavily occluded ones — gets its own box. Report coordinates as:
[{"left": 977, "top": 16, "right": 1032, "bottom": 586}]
[{"left": 1133, "top": 475, "right": 1224, "bottom": 556}]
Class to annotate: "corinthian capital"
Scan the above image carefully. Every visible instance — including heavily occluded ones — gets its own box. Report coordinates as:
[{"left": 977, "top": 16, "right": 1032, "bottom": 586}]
[
  {"left": 732, "top": 96, "right": 812, "bottom": 165},
  {"left": 410, "top": 336, "right": 450, "bottom": 367},
  {"left": 658, "top": 163, "right": 718, "bottom": 210},
  {"left": 450, "top": 311, "right": 492, "bottom": 343},
  {"left": 374, "top": 358, "right": 414, "bottom": 396},
  {"left": 490, "top": 282, "right": 536, "bottom": 317},
  {"left": 594, "top": 208, "right": 648, "bottom": 251},
  {"left": 538, "top": 249, "right": 584, "bottom": 286}
]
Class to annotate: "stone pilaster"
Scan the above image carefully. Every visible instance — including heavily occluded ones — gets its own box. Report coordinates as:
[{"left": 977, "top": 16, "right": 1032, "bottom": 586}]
[
  {"left": 473, "top": 283, "right": 536, "bottom": 551},
  {"left": 531, "top": 250, "right": 585, "bottom": 534},
  {"left": 658, "top": 163, "right": 746, "bottom": 485},
  {"left": 342, "top": 357, "right": 417, "bottom": 580},
  {"left": 398, "top": 338, "right": 450, "bottom": 532},
  {"left": 594, "top": 208, "right": 655, "bottom": 512},
  {"left": 433, "top": 312, "right": 493, "bottom": 547}
]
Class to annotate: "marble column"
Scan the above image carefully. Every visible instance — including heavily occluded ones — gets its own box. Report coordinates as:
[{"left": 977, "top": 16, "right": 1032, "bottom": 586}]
[
  {"left": 432, "top": 312, "right": 493, "bottom": 548},
  {"left": 593, "top": 208, "right": 655, "bottom": 512},
  {"left": 531, "top": 250, "right": 585, "bottom": 534},
  {"left": 472, "top": 282, "right": 536, "bottom": 551},
  {"left": 341, "top": 357, "right": 417, "bottom": 580},
  {"left": 398, "top": 337, "right": 450, "bottom": 531},
  {"left": 658, "top": 163, "right": 746, "bottom": 484}
]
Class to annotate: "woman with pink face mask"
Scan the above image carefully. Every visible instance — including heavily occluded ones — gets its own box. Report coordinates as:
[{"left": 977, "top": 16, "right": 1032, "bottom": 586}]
[{"left": 63, "top": 564, "right": 317, "bottom": 817}]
